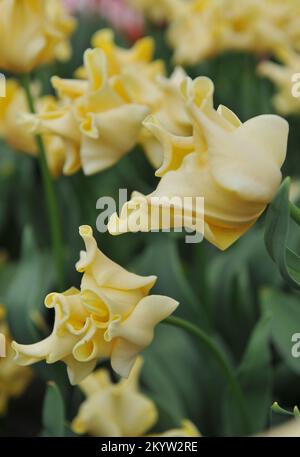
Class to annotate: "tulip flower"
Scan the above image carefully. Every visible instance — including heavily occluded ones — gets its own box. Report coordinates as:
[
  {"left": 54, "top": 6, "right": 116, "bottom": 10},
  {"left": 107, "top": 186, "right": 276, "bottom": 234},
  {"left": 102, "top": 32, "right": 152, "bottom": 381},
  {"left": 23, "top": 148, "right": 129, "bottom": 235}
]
[
  {"left": 22, "top": 47, "right": 149, "bottom": 175},
  {"left": 22, "top": 29, "right": 192, "bottom": 174},
  {"left": 108, "top": 76, "right": 289, "bottom": 250},
  {"left": 72, "top": 357, "right": 158, "bottom": 436},
  {"left": 0, "top": 80, "right": 66, "bottom": 177},
  {"left": 133, "top": 0, "right": 300, "bottom": 65},
  {"left": 12, "top": 226, "right": 179, "bottom": 384},
  {"left": 72, "top": 357, "right": 200, "bottom": 437},
  {"left": 0, "top": 0, "right": 76, "bottom": 74},
  {"left": 258, "top": 47, "right": 300, "bottom": 115}
]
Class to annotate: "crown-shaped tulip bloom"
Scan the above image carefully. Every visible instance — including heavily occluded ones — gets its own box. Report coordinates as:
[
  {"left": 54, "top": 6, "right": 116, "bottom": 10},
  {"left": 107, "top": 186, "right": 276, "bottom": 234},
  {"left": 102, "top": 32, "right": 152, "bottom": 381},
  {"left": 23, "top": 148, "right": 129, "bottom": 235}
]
[
  {"left": 21, "top": 47, "right": 150, "bottom": 175},
  {"left": 0, "top": 0, "right": 76, "bottom": 74},
  {"left": 72, "top": 357, "right": 158, "bottom": 437},
  {"left": 21, "top": 28, "right": 192, "bottom": 174},
  {"left": 108, "top": 76, "right": 289, "bottom": 250},
  {"left": 12, "top": 226, "right": 179, "bottom": 384},
  {"left": 72, "top": 356, "right": 200, "bottom": 437}
]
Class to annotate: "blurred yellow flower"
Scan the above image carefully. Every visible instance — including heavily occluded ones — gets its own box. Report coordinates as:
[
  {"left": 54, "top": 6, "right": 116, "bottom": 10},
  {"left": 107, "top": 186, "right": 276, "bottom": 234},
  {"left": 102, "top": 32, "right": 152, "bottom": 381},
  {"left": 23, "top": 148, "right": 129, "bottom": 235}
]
[
  {"left": 72, "top": 357, "right": 158, "bottom": 437},
  {"left": 258, "top": 48, "right": 300, "bottom": 115},
  {"left": 77, "top": 28, "right": 162, "bottom": 79},
  {"left": 134, "top": 0, "right": 300, "bottom": 65},
  {"left": 108, "top": 76, "right": 289, "bottom": 250},
  {"left": 0, "top": 0, "right": 76, "bottom": 74},
  {"left": 0, "top": 80, "right": 66, "bottom": 177},
  {"left": 0, "top": 306, "right": 32, "bottom": 415},
  {"left": 129, "top": 0, "right": 185, "bottom": 23},
  {"left": 12, "top": 225, "right": 179, "bottom": 384},
  {"left": 72, "top": 356, "right": 200, "bottom": 437},
  {"left": 23, "top": 28, "right": 191, "bottom": 173}
]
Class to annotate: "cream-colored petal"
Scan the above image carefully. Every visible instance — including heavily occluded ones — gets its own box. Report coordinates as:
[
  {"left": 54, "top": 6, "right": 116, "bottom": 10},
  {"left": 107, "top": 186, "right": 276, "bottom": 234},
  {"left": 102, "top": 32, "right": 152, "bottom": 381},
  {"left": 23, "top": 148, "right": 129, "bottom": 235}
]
[
  {"left": 143, "top": 115, "right": 194, "bottom": 177},
  {"left": 109, "top": 295, "right": 179, "bottom": 377},
  {"left": 80, "top": 104, "right": 149, "bottom": 175},
  {"left": 64, "top": 355, "right": 97, "bottom": 386},
  {"left": 76, "top": 225, "right": 157, "bottom": 293}
]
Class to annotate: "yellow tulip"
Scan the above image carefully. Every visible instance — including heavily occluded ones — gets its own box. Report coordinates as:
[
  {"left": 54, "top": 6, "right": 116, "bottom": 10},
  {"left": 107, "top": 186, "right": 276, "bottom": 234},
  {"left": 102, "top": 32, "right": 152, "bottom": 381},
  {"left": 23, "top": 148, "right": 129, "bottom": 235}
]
[
  {"left": 108, "top": 76, "right": 289, "bottom": 250},
  {"left": 0, "top": 80, "right": 37, "bottom": 156},
  {"left": 136, "top": 0, "right": 300, "bottom": 65},
  {"left": 76, "top": 28, "right": 162, "bottom": 79},
  {"left": 23, "top": 47, "right": 149, "bottom": 175},
  {"left": 0, "top": 306, "right": 32, "bottom": 415},
  {"left": 258, "top": 48, "right": 300, "bottom": 115},
  {"left": 12, "top": 225, "right": 179, "bottom": 384},
  {"left": 0, "top": 80, "right": 67, "bottom": 177},
  {"left": 22, "top": 28, "right": 193, "bottom": 173},
  {"left": 72, "top": 357, "right": 158, "bottom": 437},
  {"left": 0, "top": 0, "right": 76, "bottom": 74},
  {"left": 72, "top": 357, "right": 200, "bottom": 437}
]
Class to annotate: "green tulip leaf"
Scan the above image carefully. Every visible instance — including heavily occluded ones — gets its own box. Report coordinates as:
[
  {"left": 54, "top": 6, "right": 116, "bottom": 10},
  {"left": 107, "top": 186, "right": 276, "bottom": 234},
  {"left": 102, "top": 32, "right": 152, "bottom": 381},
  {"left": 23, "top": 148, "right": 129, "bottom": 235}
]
[
  {"left": 42, "top": 382, "right": 65, "bottom": 437},
  {"left": 261, "top": 288, "right": 300, "bottom": 375},
  {"left": 265, "top": 177, "right": 300, "bottom": 290}
]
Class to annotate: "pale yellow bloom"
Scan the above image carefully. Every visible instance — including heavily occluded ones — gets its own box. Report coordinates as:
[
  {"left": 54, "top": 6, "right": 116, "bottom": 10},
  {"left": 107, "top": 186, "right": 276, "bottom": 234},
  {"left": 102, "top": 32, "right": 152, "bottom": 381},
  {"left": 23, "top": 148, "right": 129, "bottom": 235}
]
[
  {"left": 76, "top": 28, "right": 163, "bottom": 79},
  {"left": 0, "top": 306, "right": 32, "bottom": 415},
  {"left": 136, "top": 0, "right": 300, "bottom": 65},
  {"left": 23, "top": 47, "right": 149, "bottom": 175},
  {"left": 0, "top": 80, "right": 66, "bottom": 177},
  {"left": 72, "top": 357, "right": 158, "bottom": 437},
  {"left": 12, "top": 225, "right": 179, "bottom": 384},
  {"left": 23, "top": 29, "right": 191, "bottom": 173},
  {"left": 108, "top": 76, "right": 289, "bottom": 250},
  {"left": 0, "top": 0, "right": 76, "bottom": 74},
  {"left": 72, "top": 357, "right": 200, "bottom": 437},
  {"left": 258, "top": 48, "right": 300, "bottom": 115},
  {"left": 167, "top": 0, "right": 222, "bottom": 65}
]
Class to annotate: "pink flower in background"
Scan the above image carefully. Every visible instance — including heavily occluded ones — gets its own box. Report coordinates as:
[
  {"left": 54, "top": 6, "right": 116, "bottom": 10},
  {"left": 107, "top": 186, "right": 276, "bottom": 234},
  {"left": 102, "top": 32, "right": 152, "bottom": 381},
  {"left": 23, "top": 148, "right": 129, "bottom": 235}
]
[{"left": 63, "top": 0, "right": 145, "bottom": 41}]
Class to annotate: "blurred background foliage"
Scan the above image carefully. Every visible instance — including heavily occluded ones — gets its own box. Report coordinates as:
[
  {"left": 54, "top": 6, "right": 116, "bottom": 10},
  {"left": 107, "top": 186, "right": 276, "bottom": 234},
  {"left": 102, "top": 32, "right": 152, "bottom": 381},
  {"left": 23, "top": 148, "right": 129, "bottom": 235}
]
[{"left": 1, "top": 8, "right": 300, "bottom": 438}]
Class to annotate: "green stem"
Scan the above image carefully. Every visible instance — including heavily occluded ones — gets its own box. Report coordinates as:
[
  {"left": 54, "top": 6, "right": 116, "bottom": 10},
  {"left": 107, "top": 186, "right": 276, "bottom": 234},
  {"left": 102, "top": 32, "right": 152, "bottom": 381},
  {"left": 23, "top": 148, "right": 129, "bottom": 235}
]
[
  {"left": 21, "top": 74, "right": 65, "bottom": 291},
  {"left": 290, "top": 202, "right": 300, "bottom": 226},
  {"left": 163, "top": 316, "right": 250, "bottom": 433}
]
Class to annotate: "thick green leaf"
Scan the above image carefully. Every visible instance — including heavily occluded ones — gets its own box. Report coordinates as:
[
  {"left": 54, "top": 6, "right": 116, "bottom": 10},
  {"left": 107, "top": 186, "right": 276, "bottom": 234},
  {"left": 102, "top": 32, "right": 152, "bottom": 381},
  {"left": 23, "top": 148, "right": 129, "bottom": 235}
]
[
  {"left": 130, "top": 235, "right": 209, "bottom": 328},
  {"left": 265, "top": 178, "right": 300, "bottom": 290},
  {"left": 208, "top": 228, "right": 278, "bottom": 359},
  {"left": 142, "top": 324, "right": 225, "bottom": 436},
  {"left": 5, "top": 226, "right": 55, "bottom": 343},
  {"left": 261, "top": 289, "right": 300, "bottom": 375},
  {"left": 222, "top": 311, "right": 272, "bottom": 436},
  {"left": 42, "top": 382, "right": 65, "bottom": 437}
]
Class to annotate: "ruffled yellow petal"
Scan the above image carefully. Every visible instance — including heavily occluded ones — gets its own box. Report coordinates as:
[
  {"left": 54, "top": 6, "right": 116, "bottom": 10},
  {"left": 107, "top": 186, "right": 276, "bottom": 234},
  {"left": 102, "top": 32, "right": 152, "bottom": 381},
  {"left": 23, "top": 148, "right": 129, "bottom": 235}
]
[
  {"left": 12, "top": 226, "right": 178, "bottom": 383},
  {"left": 108, "top": 74, "right": 288, "bottom": 250}
]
